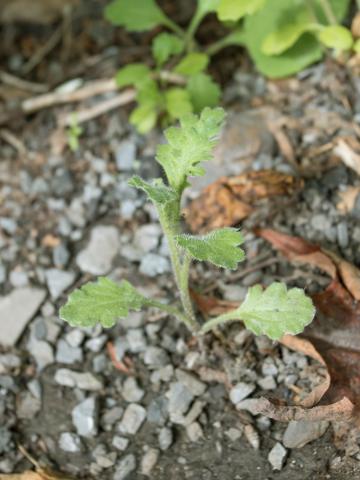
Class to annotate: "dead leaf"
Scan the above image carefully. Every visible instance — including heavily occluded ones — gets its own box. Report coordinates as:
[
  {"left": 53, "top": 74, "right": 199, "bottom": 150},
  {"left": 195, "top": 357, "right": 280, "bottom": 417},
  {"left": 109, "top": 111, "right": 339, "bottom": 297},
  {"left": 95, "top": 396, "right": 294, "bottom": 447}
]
[
  {"left": 337, "top": 186, "right": 360, "bottom": 214},
  {"left": 334, "top": 137, "right": 360, "bottom": 176},
  {"left": 185, "top": 170, "right": 303, "bottom": 233}
]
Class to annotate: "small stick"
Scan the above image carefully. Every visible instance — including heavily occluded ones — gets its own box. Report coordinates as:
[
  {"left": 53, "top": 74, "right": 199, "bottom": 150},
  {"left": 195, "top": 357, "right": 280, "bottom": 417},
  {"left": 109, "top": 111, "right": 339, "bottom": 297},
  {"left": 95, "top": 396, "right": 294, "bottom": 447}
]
[
  {"left": 0, "top": 129, "right": 27, "bottom": 155},
  {"left": 107, "top": 341, "right": 133, "bottom": 375},
  {"left": 58, "top": 89, "right": 136, "bottom": 127},
  {"left": 0, "top": 70, "right": 48, "bottom": 93}
]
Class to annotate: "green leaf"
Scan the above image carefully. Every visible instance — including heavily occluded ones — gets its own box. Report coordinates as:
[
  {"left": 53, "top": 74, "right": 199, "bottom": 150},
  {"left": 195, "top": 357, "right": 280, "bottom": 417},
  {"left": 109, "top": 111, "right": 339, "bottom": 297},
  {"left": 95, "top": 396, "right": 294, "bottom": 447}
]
[
  {"left": 156, "top": 107, "right": 225, "bottom": 192},
  {"left": 354, "top": 38, "right": 360, "bottom": 53},
  {"left": 165, "top": 88, "right": 193, "bottom": 119},
  {"left": 130, "top": 104, "right": 158, "bottom": 134},
  {"left": 128, "top": 176, "right": 178, "bottom": 204},
  {"left": 318, "top": 25, "right": 353, "bottom": 51},
  {"left": 261, "top": 9, "right": 316, "bottom": 56},
  {"left": 187, "top": 73, "right": 221, "bottom": 112},
  {"left": 60, "top": 277, "right": 146, "bottom": 328},
  {"left": 105, "top": 0, "right": 169, "bottom": 31},
  {"left": 116, "top": 64, "right": 151, "bottom": 88},
  {"left": 152, "top": 33, "right": 184, "bottom": 66},
  {"left": 217, "top": 0, "right": 266, "bottom": 21},
  {"left": 174, "top": 53, "right": 209, "bottom": 75},
  {"left": 198, "top": 0, "right": 220, "bottom": 16},
  {"left": 237, "top": 283, "right": 315, "bottom": 340},
  {"left": 175, "top": 228, "right": 245, "bottom": 269}
]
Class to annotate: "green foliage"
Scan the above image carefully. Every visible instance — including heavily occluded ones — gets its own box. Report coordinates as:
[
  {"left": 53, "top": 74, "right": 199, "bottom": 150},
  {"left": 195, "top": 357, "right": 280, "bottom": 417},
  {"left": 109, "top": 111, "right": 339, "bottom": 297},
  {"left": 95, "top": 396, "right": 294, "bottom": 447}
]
[
  {"left": 156, "top": 107, "right": 225, "bottom": 193},
  {"left": 165, "top": 88, "right": 193, "bottom": 119},
  {"left": 217, "top": 0, "right": 265, "bottom": 21},
  {"left": 60, "top": 278, "right": 146, "bottom": 328},
  {"left": 174, "top": 53, "right": 209, "bottom": 76},
  {"left": 175, "top": 228, "right": 245, "bottom": 269},
  {"left": 67, "top": 114, "right": 83, "bottom": 152},
  {"left": 197, "top": 0, "right": 220, "bottom": 16},
  {"left": 116, "top": 64, "right": 151, "bottom": 87},
  {"left": 236, "top": 283, "right": 315, "bottom": 340},
  {"left": 187, "top": 73, "right": 221, "bottom": 112},
  {"left": 318, "top": 25, "right": 353, "bottom": 51},
  {"left": 105, "top": 0, "right": 170, "bottom": 31},
  {"left": 130, "top": 79, "right": 163, "bottom": 133},
  {"left": 61, "top": 107, "right": 315, "bottom": 344},
  {"left": 152, "top": 33, "right": 184, "bottom": 66}
]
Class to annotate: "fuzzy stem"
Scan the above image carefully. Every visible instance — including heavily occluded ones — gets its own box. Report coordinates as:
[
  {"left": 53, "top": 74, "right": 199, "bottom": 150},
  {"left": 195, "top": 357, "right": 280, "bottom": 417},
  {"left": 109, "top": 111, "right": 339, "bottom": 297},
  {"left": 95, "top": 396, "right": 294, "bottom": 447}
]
[
  {"left": 179, "top": 251, "right": 197, "bottom": 328},
  {"left": 163, "top": 18, "right": 187, "bottom": 38},
  {"left": 200, "top": 309, "right": 242, "bottom": 334},
  {"left": 317, "top": 0, "right": 337, "bottom": 24},
  {"left": 145, "top": 298, "right": 192, "bottom": 328},
  {"left": 185, "top": 7, "right": 204, "bottom": 52}
]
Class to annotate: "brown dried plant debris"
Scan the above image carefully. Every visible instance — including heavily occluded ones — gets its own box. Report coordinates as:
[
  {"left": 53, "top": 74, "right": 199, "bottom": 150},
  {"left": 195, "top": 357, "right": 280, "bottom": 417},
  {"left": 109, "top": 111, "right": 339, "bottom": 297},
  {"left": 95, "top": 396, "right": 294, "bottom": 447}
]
[{"left": 185, "top": 170, "right": 303, "bottom": 233}]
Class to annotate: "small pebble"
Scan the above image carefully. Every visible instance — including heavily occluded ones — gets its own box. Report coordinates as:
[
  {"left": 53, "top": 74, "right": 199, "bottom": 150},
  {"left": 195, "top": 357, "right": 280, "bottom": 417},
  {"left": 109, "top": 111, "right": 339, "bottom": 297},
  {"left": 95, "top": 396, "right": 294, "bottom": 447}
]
[
  {"left": 59, "top": 432, "right": 81, "bottom": 453},
  {"left": 113, "top": 454, "right": 136, "bottom": 480},
  {"left": 141, "top": 448, "right": 159, "bottom": 476},
  {"left": 268, "top": 442, "right": 287, "bottom": 471},
  {"left": 159, "top": 427, "right": 173, "bottom": 450},
  {"left": 118, "top": 404, "right": 146, "bottom": 435}
]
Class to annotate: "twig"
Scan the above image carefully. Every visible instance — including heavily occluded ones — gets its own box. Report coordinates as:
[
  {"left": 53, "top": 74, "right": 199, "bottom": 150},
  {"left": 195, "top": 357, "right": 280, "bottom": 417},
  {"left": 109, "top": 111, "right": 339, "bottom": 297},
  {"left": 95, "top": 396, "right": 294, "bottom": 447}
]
[
  {"left": 22, "top": 25, "right": 64, "bottom": 75},
  {"left": 58, "top": 89, "right": 136, "bottom": 126},
  {"left": 0, "top": 70, "right": 48, "bottom": 93},
  {"left": 22, "top": 78, "right": 118, "bottom": 113},
  {"left": 0, "top": 129, "right": 27, "bottom": 155}
]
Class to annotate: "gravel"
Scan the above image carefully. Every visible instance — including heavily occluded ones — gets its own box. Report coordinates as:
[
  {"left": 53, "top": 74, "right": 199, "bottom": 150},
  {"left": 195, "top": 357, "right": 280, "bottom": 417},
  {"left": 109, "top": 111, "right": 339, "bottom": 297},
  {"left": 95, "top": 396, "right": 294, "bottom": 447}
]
[
  {"left": 139, "top": 253, "right": 171, "bottom": 277},
  {"left": 268, "top": 442, "right": 287, "bottom": 470},
  {"left": 141, "top": 447, "right": 159, "bottom": 476},
  {"left": 229, "top": 382, "right": 256, "bottom": 404},
  {"left": 283, "top": 420, "right": 329, "bottom": 448},
  {"left": 56, "top": 339, "right": 83, "bottom": 364},
  {"left": 59, "top": 432, "right": 82, "bottom": 452},
  {"left": 121, "top": 377, "right": 145, "bottom": 403},
  {"left": 158, "top": 426, "right": 173, "bottom": 451},
  {"left": 45, "top": 269, "right": 76, "bottom": 300},
  {"left": 117, "top": 403, "right": 146, "bottom": 435},
  {"left": 113, "top": 454, "right": 136, "bottom": 480},
  {"left": 55, "top": 369, "right": 103, "bottom": 391},
  {"left": 72, "top": 397, "right": 98, "bottom": 437}
]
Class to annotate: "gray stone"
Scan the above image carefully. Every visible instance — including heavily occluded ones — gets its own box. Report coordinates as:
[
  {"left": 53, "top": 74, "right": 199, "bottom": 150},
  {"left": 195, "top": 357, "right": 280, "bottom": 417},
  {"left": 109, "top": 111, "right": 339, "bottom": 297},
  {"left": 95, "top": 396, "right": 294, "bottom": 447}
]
[
  {"left": 0, "top": 288, "right": 46, "bottom": 347},
  {"left": 27, "top": 338, "right": 54, "bottom": 370},
  {"left": 56, "top": 339, "right": 83, "bottom": 364},
  {"left": 65, "top": 329, "right": 85, "bottom": 348},
  {"left": 229, "top": 382, "right": 255, "bottom": 404},
  {"left": 268, "top": 442, "right": 287, "bottom": 471},
  {"left": 17, "top": 392, "right": 41, "bottom": 419},
  {"left": 337, "top": 221, "right": 349, "bottom": 248},
  {"left": 118, "top": 403, "right": 146, "bottom": 435},
  {"left": 59, "top": 432, "right": 82, "bottom": 453},
  {"left": 141, "top": 448, "right": 159, "bottom": 476},
  {"left": 72, "top": 397, "right": 98, "bottom": 437},
  {"left": 102, "top": 406, "right": 124, "bottom": 428},
  {"left": 147, "top": 396, "right": 168, "bottom": 425},
  {"left": 112, "top": 436, "right": 129, "bottom": 451},
  {"left": 257, "top": 376, "right": 276, "bottom": 390},
  {"left": 0, "top": 264, "right": 6, "bottom": 284},
  {"left": 0, "top": 353, "right": 21, "bottom": 373},
  {"left": 139, "top": 253, "right": 170, "bottom": 277},
  {"left": 311, "top": 214, "right": 331, "bottom": 232},
  {"left": 113, "top": 454, "right": 136, "bottom": 480},
  {"left": 0, "top": 427, "right": 12, "bottom": 454},
  {"left": 115, "top": 139, "right": 136, "bottom": 171},
  {"left": 27, "top": 379, "right": 42, "bottom": 399},
  {"left": 55, "top": 369, "right": 103, "bottom": 391},
  {"left": 53, "top": 244, "right": 70, "bottom": 267},
  {"left": 144, "top": 346, "right": 169, "bottom": 368},
  {"left": 45, "top": 269, "right": 75, "bottom": 300},
  {"left": 134, "top": 224, "right": 161, "bottom": 253},
  {"left": 225, "top": 428, "right": 242, "bottom": 442},
  {"left": 175, "top": 370, "right": 206, "bottom": 396},
  {"left": 51, "top": 168, "right": 74, "bottom": 196},
  {"left": 77, "top": 225, "right": 120, "bottom": 275},
  {"left": 283, "top": 420, "right": 329, "bottom": 448},
  {"left": 186, "top": 422, "right": 203, "bottom": 442},
  {"left": 121, "top": 377, "right": 144, "bottom": 403},
  {"left": 126, "top": 329, "right": 147, "bottom": 353},
  {"left": 9, "top": 270, "right": 28, "bottom": 287},
  {"left": 158, "top": 427, "right": 173, "bottom": 451},
  {"left": 150, "top": 365, "right": 174, "bottom": 384},
  {"left": 85, "top": 335, "right": 107, "bottom": 352},
  {"left": 0, "top": 217, "right": 17, "bottom": 234},
  {"left": 166, "top": 382, "right": 193, "bottom": 417}
]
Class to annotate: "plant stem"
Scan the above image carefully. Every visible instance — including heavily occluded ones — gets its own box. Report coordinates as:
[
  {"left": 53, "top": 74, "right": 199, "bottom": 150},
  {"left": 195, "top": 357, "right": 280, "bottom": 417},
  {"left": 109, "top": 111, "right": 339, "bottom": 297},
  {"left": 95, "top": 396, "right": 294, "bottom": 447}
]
[
  {"left": 145, "top": 298, "right": 192, "bottom": 328},
  {"left": 179, "top": 251, "right": 197, "bottom": 328},
  {"left": 317, "top": 0, "right": 337, "bottom": 24},
  {"left": 185, "top": 8, "right": 204, "bottom": 52},
  {"left": 164, "top": 18, "right": 187, "bottom": 38},
  {"left": 357, "top": 0, "right": 360, "bottom": 10},
  {"left": 200, "top": 309, "right": 242, "bottom": 334}
]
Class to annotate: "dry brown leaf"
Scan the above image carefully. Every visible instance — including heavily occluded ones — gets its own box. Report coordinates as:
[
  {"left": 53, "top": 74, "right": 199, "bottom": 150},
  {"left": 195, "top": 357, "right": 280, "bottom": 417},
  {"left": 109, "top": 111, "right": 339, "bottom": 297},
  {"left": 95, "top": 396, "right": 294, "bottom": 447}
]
[
  {"left": 334, "top": 137, "right": 360, "bottom": 176},
  {"left": 337, "top": 186, "right": 360, "bottom": 213},
  {"left": 185, "top": 170, "right": 303, "bottom": 233}
]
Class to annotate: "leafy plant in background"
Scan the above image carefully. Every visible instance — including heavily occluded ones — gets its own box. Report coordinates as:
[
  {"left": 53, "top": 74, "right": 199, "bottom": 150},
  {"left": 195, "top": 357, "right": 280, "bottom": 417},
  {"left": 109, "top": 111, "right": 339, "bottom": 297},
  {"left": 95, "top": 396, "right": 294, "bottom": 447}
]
[
  {"left": 60, "top": 107, "right": 315, "bottom": 341},
  {"left": 104, "top": 0, "right": 356, "bottom": 133}
]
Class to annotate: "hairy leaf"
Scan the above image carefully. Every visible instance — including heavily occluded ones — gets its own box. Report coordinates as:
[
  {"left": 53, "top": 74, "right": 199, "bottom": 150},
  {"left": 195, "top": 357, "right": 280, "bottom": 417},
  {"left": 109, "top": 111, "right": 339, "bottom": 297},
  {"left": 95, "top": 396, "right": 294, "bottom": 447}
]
[
  {"left": 217, "top": 0, "right": 265, "bottom": 21},
  {"left": 318, "top": 25, "right": 353, "bottom": 51},
  {"left": 176, "top": 228, "right": 245, "bottom": 269},
  {"left": 165, "top": 88, "right": 193, "bottom": 119},
  {"left": 152, "top": 32, "right": 184, "bottom": 66},
  {"left": 187, "top": 73, "right": 221, "bottom": 112},
  {"left": 116, "top": 63, "right": 151, "bottom": 88},
  {"left": 237, "top": 283, "right": 315, "bottom": 340},
  {"left": 156, "top": 107, "right": 225, "bottom": 192},
  {"left": 60, "top": 277, "right": 146, "bottom": 328},
  {"left": 105, "top": 0, "right": 169, "bottom": 31},
  {"left": 174, "top": 53, "right": 209, "bottom": 75},
  {"left": 128, "top": 176, "right": 178, "bottom": 204}
]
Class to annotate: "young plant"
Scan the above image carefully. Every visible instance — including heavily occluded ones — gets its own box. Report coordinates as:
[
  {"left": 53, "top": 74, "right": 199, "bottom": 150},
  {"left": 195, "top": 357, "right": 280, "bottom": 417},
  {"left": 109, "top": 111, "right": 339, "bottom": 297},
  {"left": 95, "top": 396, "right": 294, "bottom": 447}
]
[
  {"left": 60, "top": 107, "right": 315, "bottom": 341},
  {"left": 105, "top": 0, "right": 357, "bottom": 134}
]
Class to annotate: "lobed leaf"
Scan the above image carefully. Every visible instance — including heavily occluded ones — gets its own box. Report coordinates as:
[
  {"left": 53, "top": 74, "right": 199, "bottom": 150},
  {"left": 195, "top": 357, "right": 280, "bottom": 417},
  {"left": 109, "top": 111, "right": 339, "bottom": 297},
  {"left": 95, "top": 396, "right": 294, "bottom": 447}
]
[
  {"left": 237, "top": 283, "right": 315, "bottom": 340},
  {"left": 60, "top": 277, "right": 146, "bottom": 328},
  {"left": 217, "top": 0, "right": 266, "bottom": 21},
  {"left": 152, "top": 32, "right": 184, "bottom": 66},
  {"left": 187, "top": 73, "right": 221, "bottom": 112},
  {"left": 175, "top": 228, "right": 245, "bottom": 269},
  {"left": 128, "top": 176, "right": 178, "bottom": 205},
  {"left": 165, "top": 88, "right": 193, "bottom": 119},
  {"left": 115, "top": 63, "right": 151, "bottom": 88},
  {"left": 318, "top": 25, "right": 353, "bottom": 51},
  {"left": 105, "top": 0, "right": 169, "bottom": 31},
  {"left": 156, "top": 107, "right": 225, "bottom": 193},
  {"left": 174, "top": 53, "right": 209, "bottom": 76}
]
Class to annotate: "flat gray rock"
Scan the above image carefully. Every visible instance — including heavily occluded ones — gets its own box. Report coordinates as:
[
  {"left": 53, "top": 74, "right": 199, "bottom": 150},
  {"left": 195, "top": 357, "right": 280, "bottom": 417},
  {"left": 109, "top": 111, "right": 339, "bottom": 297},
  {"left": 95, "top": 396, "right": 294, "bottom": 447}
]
[
  {"left": 55, "top": 369, "right": 103, "bottom": 391},
  {"left": 268, "top": 442, "right": 287, "bottom": 470},
  {"left": 76, "top": 225, "right": 120, "bottom": 275},
  {"left": 0, "top": 288, "right": 46, "bottom": 347},
  {"left": 72, "top": 397, "right": 98, "bottom": 437},
  {"left": 118, "top": 403, "right": 146, "bottom": 435},
  {"left": 113, "top": 454, "right": 136, "bottom": 480},
  {"left": 283, "top": 420, "right": 329, "bottom": 448},
  {"left": 45, "top": 269, "right": 75, "bottom": 300}
]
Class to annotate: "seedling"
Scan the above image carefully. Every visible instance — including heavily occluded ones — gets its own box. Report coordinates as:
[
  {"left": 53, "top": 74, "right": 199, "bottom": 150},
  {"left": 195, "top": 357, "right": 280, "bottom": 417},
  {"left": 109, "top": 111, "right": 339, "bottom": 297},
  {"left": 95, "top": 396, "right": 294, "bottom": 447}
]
[{"left": 60, "top": 107, "right": 315, "bottom": 340}]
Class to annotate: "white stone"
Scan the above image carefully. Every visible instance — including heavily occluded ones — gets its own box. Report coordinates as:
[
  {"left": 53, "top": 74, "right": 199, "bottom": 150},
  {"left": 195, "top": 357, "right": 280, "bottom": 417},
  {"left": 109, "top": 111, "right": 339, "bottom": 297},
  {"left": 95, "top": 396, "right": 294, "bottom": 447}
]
[{"left": 268, "top": 442, "right": 287, "bottom": 470}]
